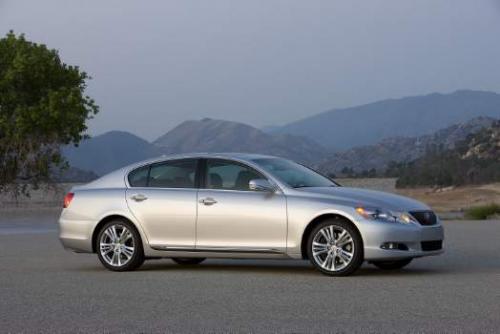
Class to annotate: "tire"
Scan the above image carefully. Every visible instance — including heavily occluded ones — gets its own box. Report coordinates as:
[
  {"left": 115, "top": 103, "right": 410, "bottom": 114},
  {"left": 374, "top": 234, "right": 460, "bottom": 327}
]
[
  {"left": 96, "top": 220, "right": 145, "bottom": 271},
  {"left": 307, "top": 219, "right": 363, "bottom": 276},
  {"left": 171, "top": 258, "right": 206, "bottom": 265},
  {"left": 372, "top": 258, "right": 412, "bottom": 270}
]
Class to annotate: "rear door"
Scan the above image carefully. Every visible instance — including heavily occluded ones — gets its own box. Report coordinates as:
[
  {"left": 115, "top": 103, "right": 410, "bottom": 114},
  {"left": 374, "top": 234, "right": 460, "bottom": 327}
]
[{"left": 126, "top": 159, "right": 199, "bottom": 249}]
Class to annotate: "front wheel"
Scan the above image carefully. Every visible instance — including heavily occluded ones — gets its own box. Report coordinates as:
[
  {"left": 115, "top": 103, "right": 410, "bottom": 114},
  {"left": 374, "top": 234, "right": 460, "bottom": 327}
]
[
  {"left": 96, "top": 220, "right": 145, "bottom": 271},
  {"left": 371, "top": 258, "right": 412, "bottom": 270},
  {"left": 307, "top": 219, "right": 363, "bottom": 276},
  {"left": 171, "top": 258, "right": 206, "bottom": 265}
]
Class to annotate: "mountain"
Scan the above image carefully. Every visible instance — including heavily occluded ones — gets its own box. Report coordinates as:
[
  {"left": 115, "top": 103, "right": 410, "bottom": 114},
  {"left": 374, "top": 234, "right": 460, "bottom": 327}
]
[
  {"left": 63, "top": 131, "right": 160, "bottom": 175},
  {"left": 64, "top": 119, "right": 327, "bottom": 176},
  {"left": 395, "top": 120, "right": 500, "bottom": 187},
  {"left": 52, "top": 167, "right": 99, "bottom": 183},
  {"left": 153, "top": 118, "right": 327, "bottom": 163},
  {"left": 317, "top": 117, "right": 497, "bottom": 176},
  {"left": 272, "top": 90, "right": 500, "bottom": 150}
]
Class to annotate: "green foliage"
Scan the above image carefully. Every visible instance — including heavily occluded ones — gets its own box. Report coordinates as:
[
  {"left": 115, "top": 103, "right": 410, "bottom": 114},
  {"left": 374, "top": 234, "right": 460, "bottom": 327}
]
[
  {"left": 465, "top": 203, "right": 500, "bottom": 220},
  {"left": 395, "top": 121, "right": 500, "bottom": 188},
  {"left": 339, "top": 166, "right": 378, "bottom": 178},
  {"left": 0, "top": 31, "right": 98, "bottom": 196}
]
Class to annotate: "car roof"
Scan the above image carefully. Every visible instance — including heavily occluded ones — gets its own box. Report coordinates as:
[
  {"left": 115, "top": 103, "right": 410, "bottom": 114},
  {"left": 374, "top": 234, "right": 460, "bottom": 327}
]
[{"left": 132, "top": 152, "right": 280, "bottom": 166}]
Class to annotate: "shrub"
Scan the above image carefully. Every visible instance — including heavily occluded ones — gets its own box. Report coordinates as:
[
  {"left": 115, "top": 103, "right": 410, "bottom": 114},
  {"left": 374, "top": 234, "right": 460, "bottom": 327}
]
[{"left": 465, "top": 203, "right": 500, "bottom": 220}]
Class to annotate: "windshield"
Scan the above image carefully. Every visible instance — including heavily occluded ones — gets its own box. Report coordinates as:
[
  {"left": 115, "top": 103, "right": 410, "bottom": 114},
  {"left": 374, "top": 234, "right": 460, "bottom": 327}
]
[{"left": 252, "top": 158, "right": 337, "bottom": 188}]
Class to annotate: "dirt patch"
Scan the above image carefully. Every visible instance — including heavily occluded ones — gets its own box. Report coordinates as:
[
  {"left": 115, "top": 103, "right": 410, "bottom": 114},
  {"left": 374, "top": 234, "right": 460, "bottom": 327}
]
[{"left": 396, "top": 183, "right": 500, "bottom": 216}]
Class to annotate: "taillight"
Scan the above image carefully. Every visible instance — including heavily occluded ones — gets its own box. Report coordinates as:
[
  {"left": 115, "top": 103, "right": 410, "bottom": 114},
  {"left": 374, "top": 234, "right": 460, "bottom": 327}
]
[{"left": 63, "top": 192, "right": 74, "bottom": 208}]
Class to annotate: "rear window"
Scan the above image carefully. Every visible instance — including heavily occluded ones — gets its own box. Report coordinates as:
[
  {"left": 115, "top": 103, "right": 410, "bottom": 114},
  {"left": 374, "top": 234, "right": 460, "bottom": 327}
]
[
  {"left": 127, "top": 159, "right": 198, "bottom": 188},
  {"left": 128, "top": 165, "right": 149, "bottom": 187},
  {"left": 148, "top": 160, "right": 197, "bottom": 188}
]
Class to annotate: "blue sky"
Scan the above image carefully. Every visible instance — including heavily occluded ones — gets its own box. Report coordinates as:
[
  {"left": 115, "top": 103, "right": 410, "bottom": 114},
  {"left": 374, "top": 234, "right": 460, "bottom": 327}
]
[{"left": 1, "top": 0, "right": 499, "bottom": 140}]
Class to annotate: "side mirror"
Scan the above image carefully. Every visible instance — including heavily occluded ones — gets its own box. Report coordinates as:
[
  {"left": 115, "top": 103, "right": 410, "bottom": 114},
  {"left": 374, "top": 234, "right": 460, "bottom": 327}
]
[{"left": 249, "top": 179, "right": 275, "bottom": 192}]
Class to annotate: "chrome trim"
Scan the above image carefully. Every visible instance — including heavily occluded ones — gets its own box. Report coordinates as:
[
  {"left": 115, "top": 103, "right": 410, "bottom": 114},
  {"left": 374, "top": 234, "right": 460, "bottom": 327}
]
[{"left": 150, "top": 245, "right": 283, "bottom": 254}]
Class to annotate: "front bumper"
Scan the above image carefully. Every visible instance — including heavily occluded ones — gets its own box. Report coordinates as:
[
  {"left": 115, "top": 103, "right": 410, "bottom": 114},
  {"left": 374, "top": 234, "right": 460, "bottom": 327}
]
[{"left": 359, "top": 218, "right": 444, "bottom": 261}]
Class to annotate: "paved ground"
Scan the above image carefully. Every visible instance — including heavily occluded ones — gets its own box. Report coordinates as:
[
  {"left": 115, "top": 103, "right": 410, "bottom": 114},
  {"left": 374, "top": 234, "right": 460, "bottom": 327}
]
[{"left": 1, "top": 211, "right": 500, "bottom": 333}]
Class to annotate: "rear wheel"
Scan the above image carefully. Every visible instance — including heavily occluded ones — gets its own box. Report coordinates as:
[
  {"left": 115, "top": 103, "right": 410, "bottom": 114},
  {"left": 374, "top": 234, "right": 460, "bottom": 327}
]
[
  {"left": 372, "top": 258, "right": 412, "bottom": 270},
  {"left": 171, "top": 258, "right": 206, "bottom": 265},
  {"left": 307, "top": 219, "right": 363, "bottom": 276},
  {"left": 96, "top": 220, "right": 145, "bottom": 271}
]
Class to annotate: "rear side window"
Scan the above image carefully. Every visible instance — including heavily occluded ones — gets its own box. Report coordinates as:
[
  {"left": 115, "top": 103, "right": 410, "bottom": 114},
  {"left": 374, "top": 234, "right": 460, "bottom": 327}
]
[
  {"left": 128, "top": 166, "right": 149, "bottom": 187},
  {"left": 148, "top": 159, "right": 197, "bottom": 188}
]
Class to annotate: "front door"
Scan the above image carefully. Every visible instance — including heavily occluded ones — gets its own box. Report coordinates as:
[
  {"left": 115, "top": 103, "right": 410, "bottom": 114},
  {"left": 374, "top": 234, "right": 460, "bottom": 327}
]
[
  {"left": 196, "top": 159, "right": 287, "bottom": 252},
  {"left": 126, "top": 159, "right": 199, "bottom": 249}
]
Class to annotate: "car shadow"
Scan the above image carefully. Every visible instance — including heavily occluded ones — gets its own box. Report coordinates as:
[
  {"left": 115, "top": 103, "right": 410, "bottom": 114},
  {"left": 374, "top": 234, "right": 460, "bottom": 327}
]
[{"left": 72, "top": 258, "right": 447, "bottom": 277}]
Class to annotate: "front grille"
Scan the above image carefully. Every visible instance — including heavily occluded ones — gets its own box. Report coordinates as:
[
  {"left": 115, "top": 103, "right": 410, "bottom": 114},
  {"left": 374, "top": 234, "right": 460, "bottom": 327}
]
[
  {"left": 421, "top": 240, "right": 443, "bottom": 251},
  {"left": 410, "top": 210, "right": 437, "bottom": 226}
]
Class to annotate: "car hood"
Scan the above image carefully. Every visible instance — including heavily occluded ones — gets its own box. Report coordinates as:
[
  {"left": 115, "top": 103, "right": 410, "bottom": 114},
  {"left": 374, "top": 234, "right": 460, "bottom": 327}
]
[{"left": 294, "top": 186, "right": 429, "bottom": 212}]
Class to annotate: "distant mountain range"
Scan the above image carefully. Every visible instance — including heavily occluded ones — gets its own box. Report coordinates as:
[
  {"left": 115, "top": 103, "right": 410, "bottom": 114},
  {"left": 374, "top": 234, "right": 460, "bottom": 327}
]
[
  {"left": 270, "top": 90, "right": 500, "bottom": 150},
  {"left": 62, "top": 90, "right": 500, "bottom": 178},
  {"left": 64, "top": 119, "right": 326, "bottom": 176},
  {"left": 63, "top": 131, "right": 161, "bottom": 176},
  {"left": 395, "top": 120, "right": 500, "bottom": 187},
  {"left": 154, "top": 118, "right": 326, "bottom": 162},
  {"left": 317, "top": 116, "right": 498, "bottom": 176}
]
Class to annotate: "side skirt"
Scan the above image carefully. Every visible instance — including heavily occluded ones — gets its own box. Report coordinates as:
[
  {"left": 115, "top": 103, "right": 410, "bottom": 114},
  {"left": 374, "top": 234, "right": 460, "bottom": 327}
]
[{"left": 150, "top": 245, "right": 284, "bottom": 254}]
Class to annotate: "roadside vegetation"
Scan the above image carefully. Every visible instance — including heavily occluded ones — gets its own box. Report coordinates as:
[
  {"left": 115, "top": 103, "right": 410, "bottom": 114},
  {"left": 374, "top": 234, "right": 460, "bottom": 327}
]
[
  {"left": 392, "top": 121, "right": 500, "bottom": 188},
  {"left": 465, "top": 203, "right": 500, "bottom": 220},
  {"left": 0, "top": 31, "right": 98, "bottom": 197}
]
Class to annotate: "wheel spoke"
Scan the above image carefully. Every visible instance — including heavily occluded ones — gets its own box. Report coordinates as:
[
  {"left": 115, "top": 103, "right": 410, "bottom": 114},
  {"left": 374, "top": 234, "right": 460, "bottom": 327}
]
[
  {"left": 104, "top": 229, "right": 114, "bottom": 241},
  {"left": 339, "top": 249, "right": 353, "bottom": 263},
  {"left": 120, "top": 230, "right": 131, "bottom": 243},
  {"left": 111, "top": 226, "right": 119, "bottom": 241},
  {"left": 337, "top": 231, "right": 352, "bottom": 247},
  {"left": 122, "top": 246, "right": 134, "bottom": 259},
  {"left": 100, "top": 243, "right": 113, "bottom": 254},
  {"left": 319, "top": 229, "right": 330, "bottom": 242}
]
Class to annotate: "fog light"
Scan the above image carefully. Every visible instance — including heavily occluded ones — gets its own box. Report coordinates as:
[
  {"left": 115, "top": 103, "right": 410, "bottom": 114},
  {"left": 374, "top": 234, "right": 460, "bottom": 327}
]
[{"left": 381, "top": 242, "right": 408, "bottom": 251}]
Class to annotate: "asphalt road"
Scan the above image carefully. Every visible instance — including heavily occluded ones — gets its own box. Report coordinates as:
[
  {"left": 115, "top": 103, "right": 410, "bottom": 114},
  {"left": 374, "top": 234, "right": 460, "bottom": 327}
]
[{"left": 1, "top": 211, "right": 500, "bottom": 333}]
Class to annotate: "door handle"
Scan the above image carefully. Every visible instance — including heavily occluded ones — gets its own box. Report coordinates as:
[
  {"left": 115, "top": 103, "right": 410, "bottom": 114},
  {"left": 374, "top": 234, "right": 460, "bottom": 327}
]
[
  {"left": 199, "top": 197, "right": 217, "bottom": 206},
  {"left": 131, "top": 194, "right": 148, "bottom": 202}
]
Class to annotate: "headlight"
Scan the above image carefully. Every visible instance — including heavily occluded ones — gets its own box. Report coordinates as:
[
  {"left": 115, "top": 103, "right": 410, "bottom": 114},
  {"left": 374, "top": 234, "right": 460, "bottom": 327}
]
[{"left": 355, "top": 206, "right": 416, "bottom": 224}]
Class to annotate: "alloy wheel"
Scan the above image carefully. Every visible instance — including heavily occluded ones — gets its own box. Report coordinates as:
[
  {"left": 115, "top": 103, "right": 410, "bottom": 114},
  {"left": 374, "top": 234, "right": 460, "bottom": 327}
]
[
  {"left": 311, "top": 225, "right": 355, "bottom": 272},
  {"left": 99, "top": 224, "right": 135, "bottom": 267}
]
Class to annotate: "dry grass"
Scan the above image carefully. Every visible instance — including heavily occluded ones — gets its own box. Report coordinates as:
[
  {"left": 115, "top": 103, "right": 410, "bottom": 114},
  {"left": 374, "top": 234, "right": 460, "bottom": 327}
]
[
  {"left": 337, "top": 178, "right": 500, "bottom": 218},
  {"left": 396, "top": 183, "right": 500, "bottom": 215}
]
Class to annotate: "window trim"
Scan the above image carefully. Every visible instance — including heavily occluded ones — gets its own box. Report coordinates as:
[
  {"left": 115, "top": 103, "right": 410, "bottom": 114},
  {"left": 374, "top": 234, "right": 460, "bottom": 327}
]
[
  {"left": 127, "top": 158, "right": 200, "bottom": 189},
  {"left": 201, "top": 158, "right": 268, "bottom": 192}
]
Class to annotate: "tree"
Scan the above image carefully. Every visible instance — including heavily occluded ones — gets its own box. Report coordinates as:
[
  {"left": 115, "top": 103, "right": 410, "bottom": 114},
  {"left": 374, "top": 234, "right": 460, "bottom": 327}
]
[{"left": 0, "top": 31, "right": 98, "bottom": 196}]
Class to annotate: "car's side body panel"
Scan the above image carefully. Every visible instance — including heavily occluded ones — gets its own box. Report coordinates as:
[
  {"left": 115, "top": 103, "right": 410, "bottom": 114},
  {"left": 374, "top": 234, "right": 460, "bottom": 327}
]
[
  {"left": 125, "top": 188, "right": 198, "bottom": 248},
  {"left": 59, "top": 188, "right": 145, "bottom": 253},
  {"left": 196, "top": 189, "right": 287, "bottom": 252}
]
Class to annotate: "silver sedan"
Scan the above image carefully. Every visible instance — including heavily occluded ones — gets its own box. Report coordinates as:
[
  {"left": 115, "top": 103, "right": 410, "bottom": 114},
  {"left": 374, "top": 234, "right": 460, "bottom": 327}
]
[{"left": 59, "top": 153, "right": 444, "bottom": 276}]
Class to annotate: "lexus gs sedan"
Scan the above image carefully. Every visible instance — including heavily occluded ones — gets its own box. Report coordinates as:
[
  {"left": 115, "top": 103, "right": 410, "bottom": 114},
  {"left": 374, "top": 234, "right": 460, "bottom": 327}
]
[{"left": 59, "top": 153, "right": 444, "bottom": 276}]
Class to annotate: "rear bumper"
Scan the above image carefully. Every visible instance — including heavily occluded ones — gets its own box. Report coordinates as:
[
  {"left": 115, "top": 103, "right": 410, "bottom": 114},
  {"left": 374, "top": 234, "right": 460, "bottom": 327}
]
[
  {"left": 361, "top": 219, "right": 444, "bottom": 261},
  {"left": 59, "top": 213, "right": 94, "bottom": 253}
]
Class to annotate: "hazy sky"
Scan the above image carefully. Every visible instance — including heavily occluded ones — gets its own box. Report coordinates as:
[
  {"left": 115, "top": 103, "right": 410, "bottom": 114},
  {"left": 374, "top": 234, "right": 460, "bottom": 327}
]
[{"left": 1, "top": 0, "right": 500, "bottom": 140}]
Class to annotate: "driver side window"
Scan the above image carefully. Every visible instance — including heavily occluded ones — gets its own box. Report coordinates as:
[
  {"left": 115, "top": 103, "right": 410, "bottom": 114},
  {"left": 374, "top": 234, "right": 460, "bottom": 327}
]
[{"left": 206, "top": 160, "right": 264, "bottom": 191}]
